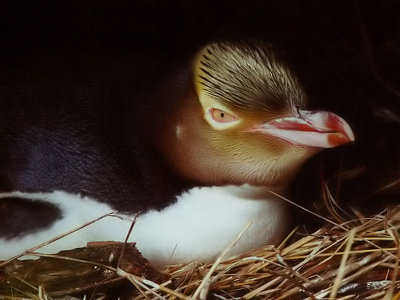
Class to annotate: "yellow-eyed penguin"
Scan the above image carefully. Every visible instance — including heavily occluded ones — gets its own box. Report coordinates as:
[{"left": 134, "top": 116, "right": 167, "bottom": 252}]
[{"left": 0, "top": 41, "right": 354, "bottom": 266}]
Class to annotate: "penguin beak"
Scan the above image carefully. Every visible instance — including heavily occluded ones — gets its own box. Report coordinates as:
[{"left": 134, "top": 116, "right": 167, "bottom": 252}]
[{"left": 250, "top": 110, "right": 355, "bottom": 148}]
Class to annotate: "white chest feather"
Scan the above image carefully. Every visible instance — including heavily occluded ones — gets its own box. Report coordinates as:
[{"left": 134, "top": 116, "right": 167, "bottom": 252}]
[{"left": 0, "top": 185, "right": 287, "bottom": 267}]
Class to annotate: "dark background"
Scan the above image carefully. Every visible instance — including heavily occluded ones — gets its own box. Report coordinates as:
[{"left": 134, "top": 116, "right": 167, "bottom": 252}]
[{"left": 0, "top": 0, "right": 399, "bottom": 221}]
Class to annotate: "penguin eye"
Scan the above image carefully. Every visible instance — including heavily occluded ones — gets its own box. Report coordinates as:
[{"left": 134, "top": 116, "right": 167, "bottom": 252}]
[{"left": 209, "top": 108, "right": 238, "bottom": 123}]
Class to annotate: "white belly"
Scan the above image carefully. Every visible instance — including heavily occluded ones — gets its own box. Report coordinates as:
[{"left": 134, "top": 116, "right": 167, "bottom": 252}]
[{"left": 0, "top": 185, "right": 287, "bottom": 267}]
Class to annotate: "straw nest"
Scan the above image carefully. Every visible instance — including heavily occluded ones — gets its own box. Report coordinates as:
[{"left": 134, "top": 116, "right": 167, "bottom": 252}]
[{"left": 1, "top": 195, "right": 400, "bottom": 300}]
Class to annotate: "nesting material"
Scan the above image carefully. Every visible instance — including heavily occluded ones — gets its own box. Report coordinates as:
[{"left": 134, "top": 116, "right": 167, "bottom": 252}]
[
  {"left": 157, "top": 207, "right": 400, "bottom": 300},
  {"left": 1, "top": 206, "right": 400, "bottom": 299},
  {"left": 0, "top": 242, "right": 166, "bottom": 299}
]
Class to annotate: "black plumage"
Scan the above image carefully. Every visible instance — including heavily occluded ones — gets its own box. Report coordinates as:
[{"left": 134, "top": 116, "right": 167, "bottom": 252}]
[
  {"left": 1, "top": 86, "right": 187, "bottom": 205},
  {"left": 0, "top": 53, "right": 193, "bottom": 237}
]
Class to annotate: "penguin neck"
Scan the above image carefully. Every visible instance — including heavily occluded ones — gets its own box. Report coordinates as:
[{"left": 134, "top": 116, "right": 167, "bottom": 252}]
[
  {"left": 148, "top": 68, "right": 303, "bottom": 191},
  {"left": 154, "top": 87, "right": 288, "bottom": 191},
  {"left": 154, "top": 84, "right": 221, "bottom": 185}
]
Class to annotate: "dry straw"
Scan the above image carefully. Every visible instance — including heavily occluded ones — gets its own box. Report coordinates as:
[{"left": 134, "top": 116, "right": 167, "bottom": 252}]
[{"left": 1, "top": 193, "right": 400, "bottom": 299}]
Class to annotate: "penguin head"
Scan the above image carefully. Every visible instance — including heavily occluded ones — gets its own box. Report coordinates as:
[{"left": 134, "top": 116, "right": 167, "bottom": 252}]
[{"left": 159, "top": 41, "right": 354, "bottom": 188}]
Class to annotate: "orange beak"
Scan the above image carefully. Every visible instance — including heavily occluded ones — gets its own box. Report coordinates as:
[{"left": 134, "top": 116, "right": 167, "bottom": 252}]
[{"left": 251, "top": 110, "right": 355, "bottom": 148}]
